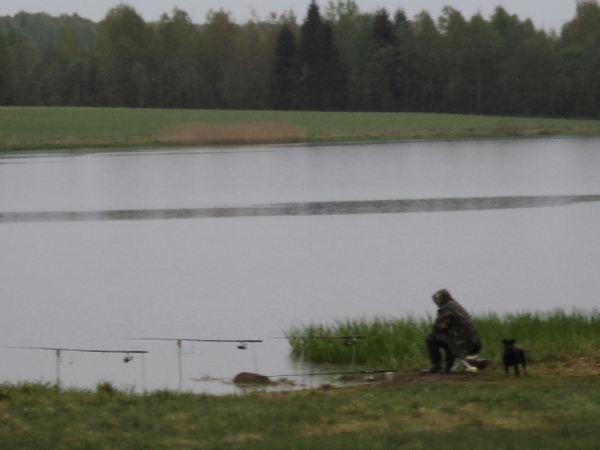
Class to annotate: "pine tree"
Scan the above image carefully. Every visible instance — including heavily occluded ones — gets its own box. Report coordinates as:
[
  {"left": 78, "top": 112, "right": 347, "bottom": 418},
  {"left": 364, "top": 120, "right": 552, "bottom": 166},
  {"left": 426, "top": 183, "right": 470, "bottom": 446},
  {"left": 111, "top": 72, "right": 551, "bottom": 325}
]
[
  {"left": 297, "top": 1, "right": 347, "bottom": 110},
  {"left": 369, "top": 8, "right": 398, "bottom": 110},
  {"left": 271, "top": 24, "right": 298, "bottom": 109},
  {"left": 0, "top": 30, "right": 13, "bottom": 104},
  {"left": 373, "top": 8, "right": 394, "bottom": 46},
  {"left": 321, "top": 21, "right": 348, "bottom": 110}
]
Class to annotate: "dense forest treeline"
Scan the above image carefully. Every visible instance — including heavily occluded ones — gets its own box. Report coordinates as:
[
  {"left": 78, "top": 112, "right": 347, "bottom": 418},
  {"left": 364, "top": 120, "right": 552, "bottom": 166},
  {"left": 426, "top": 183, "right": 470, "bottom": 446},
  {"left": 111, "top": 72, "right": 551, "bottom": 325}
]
[{"left": 1, "top": 0, "right": 599, "bottom": 117}]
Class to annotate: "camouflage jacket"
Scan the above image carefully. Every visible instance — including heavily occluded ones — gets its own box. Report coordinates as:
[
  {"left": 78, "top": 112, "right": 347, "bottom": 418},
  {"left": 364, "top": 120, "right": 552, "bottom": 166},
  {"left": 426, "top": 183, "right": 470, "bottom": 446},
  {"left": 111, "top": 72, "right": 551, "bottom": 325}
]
[{"left": 432, "top": 299, "right": 482, "bottom": 358}]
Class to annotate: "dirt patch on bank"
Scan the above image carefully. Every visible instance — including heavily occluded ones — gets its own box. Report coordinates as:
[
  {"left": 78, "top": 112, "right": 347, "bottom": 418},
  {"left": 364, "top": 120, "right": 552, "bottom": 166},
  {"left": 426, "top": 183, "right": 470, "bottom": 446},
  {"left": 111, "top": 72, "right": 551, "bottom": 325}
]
[{"left": 159, "top": 122, "right": 308, "bottom": 144}]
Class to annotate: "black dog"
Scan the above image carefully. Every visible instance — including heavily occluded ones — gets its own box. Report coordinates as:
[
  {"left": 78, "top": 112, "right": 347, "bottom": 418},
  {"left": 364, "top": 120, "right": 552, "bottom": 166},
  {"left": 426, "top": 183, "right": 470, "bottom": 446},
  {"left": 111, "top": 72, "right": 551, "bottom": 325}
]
[{"left": 502, "top": 339, "right": 527, "bottom": 376}]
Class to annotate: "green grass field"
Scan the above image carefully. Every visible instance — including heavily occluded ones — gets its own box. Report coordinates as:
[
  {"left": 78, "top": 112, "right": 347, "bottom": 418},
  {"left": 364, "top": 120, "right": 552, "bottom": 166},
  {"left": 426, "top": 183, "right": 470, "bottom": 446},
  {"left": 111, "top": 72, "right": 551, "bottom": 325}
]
[
  {"left": 1, "top": 375, "right": 600, "bottom": 449},
  {"left": 2, "top": 106, "right": 600, "bottom": 151}
]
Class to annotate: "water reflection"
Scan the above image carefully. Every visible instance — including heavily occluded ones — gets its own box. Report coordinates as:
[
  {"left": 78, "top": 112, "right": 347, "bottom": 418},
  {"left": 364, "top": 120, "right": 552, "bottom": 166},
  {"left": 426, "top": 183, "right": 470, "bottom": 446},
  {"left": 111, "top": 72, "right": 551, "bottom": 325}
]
[{"left": 2, "top": 195, "right": 600, "bottom": 223}]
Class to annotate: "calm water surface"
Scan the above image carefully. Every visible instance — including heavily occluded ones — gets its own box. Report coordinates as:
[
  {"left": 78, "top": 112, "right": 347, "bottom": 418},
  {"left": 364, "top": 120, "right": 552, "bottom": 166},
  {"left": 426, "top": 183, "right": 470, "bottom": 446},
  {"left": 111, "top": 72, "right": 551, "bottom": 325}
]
[{"left": 1, "top": 137, "right": 599, "bottom": 393}]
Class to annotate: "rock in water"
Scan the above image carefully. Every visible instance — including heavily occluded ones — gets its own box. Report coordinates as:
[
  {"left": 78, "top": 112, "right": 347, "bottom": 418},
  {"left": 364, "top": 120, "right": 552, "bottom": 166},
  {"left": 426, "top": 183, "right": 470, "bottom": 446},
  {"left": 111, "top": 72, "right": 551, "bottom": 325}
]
[{"left": 233, "top": 372, "right": 270, "bottom": 385}]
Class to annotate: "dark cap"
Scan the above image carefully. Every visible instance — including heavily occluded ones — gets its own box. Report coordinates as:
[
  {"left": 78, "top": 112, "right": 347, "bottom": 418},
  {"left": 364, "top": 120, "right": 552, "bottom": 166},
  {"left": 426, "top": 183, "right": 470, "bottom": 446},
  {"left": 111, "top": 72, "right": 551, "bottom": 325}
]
[{"left": 432, "top": 289, "right": 452, "bottom": 305}]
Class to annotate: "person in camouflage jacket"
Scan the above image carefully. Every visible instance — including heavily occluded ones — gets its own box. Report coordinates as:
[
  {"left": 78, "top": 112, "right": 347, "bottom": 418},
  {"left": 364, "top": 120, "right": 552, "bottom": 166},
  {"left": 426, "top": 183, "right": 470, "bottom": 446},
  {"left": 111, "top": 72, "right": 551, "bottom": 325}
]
[{"left": 421, "top": 289, "right": 482, "bottom": 373}]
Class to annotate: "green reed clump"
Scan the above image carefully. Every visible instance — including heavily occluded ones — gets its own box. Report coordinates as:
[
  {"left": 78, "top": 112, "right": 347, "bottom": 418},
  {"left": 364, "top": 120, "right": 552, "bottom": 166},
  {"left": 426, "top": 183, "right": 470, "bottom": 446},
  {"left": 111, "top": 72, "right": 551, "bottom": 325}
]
[
  {"left": 287, "top": 316, "right": 432, "bottom": 369},
  {"left": 475, "top": 309, "right": 600, "bottom": 363},
  {"left": 286, "top": 309, "right": 600, "bottom": 370}
]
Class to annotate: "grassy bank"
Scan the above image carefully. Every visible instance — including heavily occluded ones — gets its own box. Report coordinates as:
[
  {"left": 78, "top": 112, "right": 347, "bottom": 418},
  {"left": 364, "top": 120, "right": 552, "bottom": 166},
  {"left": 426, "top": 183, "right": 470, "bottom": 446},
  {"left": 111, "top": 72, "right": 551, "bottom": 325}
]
[
  {"left": 286, "top": 310, "right": 600, "bottom": 373},
  {"left": 2, "top": 311, "right": 599, "bottom": 448},
  {"left": 2, "top": 106, "right": 600, "bottom": 151},
  {"left": 1, "top": 374, "right": 600, "bottom": 449}
]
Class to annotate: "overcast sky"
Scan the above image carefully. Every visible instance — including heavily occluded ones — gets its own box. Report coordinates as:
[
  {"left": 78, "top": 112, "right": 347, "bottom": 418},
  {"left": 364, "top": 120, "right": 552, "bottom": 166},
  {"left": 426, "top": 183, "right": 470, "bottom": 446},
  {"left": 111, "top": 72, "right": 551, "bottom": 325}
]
[{"left": 0, "top": 0, "right": 581, "bottom": 32}]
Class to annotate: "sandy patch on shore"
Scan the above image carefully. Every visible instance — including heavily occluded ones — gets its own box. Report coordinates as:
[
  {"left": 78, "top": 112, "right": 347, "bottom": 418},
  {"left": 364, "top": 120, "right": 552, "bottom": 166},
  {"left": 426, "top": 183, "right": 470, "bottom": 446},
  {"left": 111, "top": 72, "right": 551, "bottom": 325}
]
[{"left": 159, "top": 122, "right": 308, "bottom": 143}]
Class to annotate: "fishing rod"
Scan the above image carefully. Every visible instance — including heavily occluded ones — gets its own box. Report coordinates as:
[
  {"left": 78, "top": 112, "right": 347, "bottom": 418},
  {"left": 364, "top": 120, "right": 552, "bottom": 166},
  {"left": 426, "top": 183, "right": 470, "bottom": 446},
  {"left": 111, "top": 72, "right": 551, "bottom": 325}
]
[
  {"left": 129, "top": 337, "right": 262, "bottom": 349},
  {"left": 274, "top": 335, "right": 367, "bottom": 340},
  {"left": 280, "top": 335, "right": 367, "bottom": 369},
  {"left": 128, "top": 337, "right": 263, "bottom": 391},
  {"left": 267, "top": 368, "right": 398, "bottom": 378},
  {"left": 6, "top": 346, "right": 149, "bottom": 390},
  {"left": 7, "top": 346, "right": 149, "bottom": 354}
]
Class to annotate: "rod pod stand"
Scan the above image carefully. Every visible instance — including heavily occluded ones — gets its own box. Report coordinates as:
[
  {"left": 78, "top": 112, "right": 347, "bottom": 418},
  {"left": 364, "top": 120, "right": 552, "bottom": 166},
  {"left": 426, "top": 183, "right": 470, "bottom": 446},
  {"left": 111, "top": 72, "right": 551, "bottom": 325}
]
[
  {"left": 55, "top": 349, "right": 61, "bottom": 390},
  {"left": 343, "top": 339, "right": 360, "bottom": 370},
  {"left": 177, "top": 340, "right": 183, "bottom": 392}
]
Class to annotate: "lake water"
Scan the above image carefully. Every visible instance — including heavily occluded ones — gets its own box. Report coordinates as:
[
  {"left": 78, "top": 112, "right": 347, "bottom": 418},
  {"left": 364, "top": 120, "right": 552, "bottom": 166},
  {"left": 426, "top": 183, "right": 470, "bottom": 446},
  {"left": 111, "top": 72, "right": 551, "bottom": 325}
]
[{"left": 1, "top": 137, "right": 599, "bottom": 394}]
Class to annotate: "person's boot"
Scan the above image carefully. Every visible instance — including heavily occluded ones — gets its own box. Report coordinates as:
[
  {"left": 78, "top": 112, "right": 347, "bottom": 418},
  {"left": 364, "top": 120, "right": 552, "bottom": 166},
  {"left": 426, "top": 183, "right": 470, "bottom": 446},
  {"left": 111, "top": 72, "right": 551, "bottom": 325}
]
[
  {"left": 420, "top": 365, "right": 442, "bottom": 374},
  {"left": 445, "top": 360, "right": 456, "bottom": 373}
]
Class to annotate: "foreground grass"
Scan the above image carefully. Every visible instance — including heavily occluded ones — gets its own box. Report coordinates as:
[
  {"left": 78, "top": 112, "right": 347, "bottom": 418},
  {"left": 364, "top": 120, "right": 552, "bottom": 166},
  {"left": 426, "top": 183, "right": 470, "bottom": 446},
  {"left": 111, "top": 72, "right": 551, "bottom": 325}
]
[
  {"left": 1, "top": 374, "right": 599, "bottom": 449},
  {"left": 287, "top": 310, "right": 600, "bottom": 372},
  {"left": 2, "top": 106, "right": 600, "bottom": 151},
  {"left": 2, "top": 311, "right": 599, "bottom": 449}
]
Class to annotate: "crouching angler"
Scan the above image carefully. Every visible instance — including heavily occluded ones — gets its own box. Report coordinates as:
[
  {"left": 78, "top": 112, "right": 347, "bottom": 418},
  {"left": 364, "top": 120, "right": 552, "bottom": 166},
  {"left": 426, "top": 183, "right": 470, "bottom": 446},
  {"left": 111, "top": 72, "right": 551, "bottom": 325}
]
[{"left": 421, "top": 289, "right": 482, "bottom": 374}]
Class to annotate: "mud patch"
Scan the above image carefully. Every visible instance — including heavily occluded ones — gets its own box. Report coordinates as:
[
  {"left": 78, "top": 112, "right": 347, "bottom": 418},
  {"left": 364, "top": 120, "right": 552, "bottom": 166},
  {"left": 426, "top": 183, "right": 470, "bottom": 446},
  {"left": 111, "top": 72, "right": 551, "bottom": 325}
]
[
  {"left": 222, "top": 433, "right": 264, "bottom": 444},
  {"left": 159, "top": 122, "right": 308, "bottom": 144},
  {"left": 301, "top": 418, "right": 390, "bottom": 436}
]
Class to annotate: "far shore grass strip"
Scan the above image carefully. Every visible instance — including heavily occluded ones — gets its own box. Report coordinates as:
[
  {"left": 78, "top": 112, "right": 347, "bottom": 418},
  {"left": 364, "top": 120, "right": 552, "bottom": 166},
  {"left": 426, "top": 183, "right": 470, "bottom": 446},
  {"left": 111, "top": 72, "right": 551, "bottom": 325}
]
[{"left": 2, "top": 106, "right": 600, "bottom": 151}]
